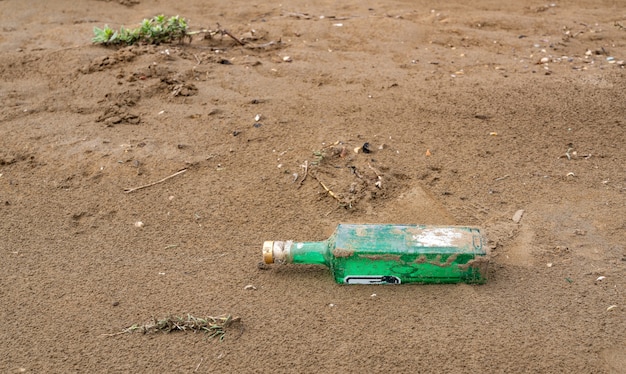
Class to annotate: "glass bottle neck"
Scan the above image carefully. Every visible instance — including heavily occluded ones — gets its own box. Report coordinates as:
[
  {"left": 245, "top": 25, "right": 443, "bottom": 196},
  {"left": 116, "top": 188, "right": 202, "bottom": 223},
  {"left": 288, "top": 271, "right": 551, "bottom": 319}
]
[{"left": 290, "top": 240, "right": 329, "bottom": 265}]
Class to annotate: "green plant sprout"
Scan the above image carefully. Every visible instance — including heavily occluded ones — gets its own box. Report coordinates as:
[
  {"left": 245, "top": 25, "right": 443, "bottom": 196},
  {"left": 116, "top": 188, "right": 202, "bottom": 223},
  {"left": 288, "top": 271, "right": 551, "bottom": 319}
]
[
  {"left": 92, "top": 15, "right": 189, "bottom": 45},
  {"left": 102, "top": 314, "right": 242, "bottom": 341},
  {"left": 93, "top": 16, "right": 248, "bottom": 47}
]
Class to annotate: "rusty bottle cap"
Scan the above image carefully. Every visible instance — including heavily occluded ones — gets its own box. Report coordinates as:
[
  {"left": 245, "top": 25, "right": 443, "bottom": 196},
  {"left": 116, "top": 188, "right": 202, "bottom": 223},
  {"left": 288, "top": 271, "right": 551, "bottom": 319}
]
[
  {"left": 262, "top": 241, "right": 274, "bottom": 264},
  {"left": 262, "top": 240, "right": 292, "bottom": 264}
]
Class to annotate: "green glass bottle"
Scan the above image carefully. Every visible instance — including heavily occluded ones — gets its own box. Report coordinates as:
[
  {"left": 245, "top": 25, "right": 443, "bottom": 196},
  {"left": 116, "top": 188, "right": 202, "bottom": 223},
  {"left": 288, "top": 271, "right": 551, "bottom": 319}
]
[{"left": 262, "top": 224, "right": 488, "bottom": 284}]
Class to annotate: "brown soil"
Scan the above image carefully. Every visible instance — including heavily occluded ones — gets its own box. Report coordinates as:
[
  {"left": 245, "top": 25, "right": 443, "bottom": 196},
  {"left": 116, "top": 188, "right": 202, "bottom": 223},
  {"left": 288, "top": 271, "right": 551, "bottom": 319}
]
[{"left": 1, "top": 0, "right": 625, "bottom": 372}]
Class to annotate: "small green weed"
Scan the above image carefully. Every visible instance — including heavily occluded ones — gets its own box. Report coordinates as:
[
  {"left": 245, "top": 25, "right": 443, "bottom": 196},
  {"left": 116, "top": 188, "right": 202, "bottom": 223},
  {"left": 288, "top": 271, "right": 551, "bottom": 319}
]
[{"left": 92, "top": 15, "right": 189, "bottom": 45}]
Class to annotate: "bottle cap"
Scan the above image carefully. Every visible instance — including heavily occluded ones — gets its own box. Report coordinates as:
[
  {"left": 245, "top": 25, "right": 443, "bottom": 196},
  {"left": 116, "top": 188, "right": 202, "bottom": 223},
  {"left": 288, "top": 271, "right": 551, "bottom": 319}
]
[
  {"left": 262, "top": 241, "right": 274, "bottom": 264},
  {"left": 262, "top": 240, "right": 292, "bottom": 264}
]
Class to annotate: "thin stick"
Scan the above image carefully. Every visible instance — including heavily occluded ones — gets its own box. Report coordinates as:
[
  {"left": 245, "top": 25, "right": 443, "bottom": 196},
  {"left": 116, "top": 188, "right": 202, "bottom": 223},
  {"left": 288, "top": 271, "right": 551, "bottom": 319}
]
[
  {"left": 368, "top": 163, "right": 383, "bottom": 188},
  {"left": 283, "top": 12, "right": 312, "bottom": 19},
  {"left": 100, "top": 325, "right": 142, "bottom": 337},
  {"left": 214, "top": 23, "right": 245, "bottom": 45},
  {"left": 124, "top": 168, "right": 187, "bottom": 193},
  {"left": 494, "top": 175, "right": 510, "bottom": 181},
  {"left": 221, "top": 29, "right": 245, "bottom": 45},
  {"left": 298, "top": 160, "right": 309, "bottom": 188},
  {"left": 245, "top": 40, "right": 282, "bottom": 49},
  {"left": 195, "top": 358, "right": 204, "bottom": 372},
  {"left": 367, "top": 163, "right": 382, "bottom": 179},
  {"left": 313, "top": 174, "right": 342, "bottom": 202}
]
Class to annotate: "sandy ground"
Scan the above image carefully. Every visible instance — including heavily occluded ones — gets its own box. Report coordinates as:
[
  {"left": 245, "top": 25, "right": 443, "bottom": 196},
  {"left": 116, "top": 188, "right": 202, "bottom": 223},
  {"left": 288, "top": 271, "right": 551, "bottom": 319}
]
[{"left": 1, "top": 0, "right": 625, "bottom": 372}]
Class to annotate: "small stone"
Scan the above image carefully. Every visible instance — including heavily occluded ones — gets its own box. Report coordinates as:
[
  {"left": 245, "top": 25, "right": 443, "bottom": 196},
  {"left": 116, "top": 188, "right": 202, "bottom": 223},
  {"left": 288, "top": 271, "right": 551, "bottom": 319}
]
[
  {"left": 362, "top": 142, "right": 372, "bottom": 153},
  {"left": 512, "top": 209, "right": 525, "bottom": 223},
  {"left": 243, "top": 284, "right": 257, "bottom": 290},
  {"left": 547, "top": 263, "right": 553, "bottom": 267},
  {"left": 134, "top": 221, "right": 144, "bottom": 228}
]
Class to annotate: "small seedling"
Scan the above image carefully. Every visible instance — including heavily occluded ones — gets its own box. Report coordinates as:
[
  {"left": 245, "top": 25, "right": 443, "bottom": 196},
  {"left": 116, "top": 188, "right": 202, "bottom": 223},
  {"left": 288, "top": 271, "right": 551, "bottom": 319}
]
[
  {"left": 103, "top": 314, "right": 242, "bottom": 341},
  {"left": 93, "top": 15, "right": 247, "bottom": 47},
  {"left": 311, "top": 150, "right": 326, "bottom": 165},
  {"left": 93, "top": 15, "right": 189, "bottom": 45}
]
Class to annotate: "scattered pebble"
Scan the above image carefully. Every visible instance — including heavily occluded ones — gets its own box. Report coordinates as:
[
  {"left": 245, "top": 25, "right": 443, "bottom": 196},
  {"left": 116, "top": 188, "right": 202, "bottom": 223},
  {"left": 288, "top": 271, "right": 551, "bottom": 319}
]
[
  {"left": 254, "top": 114, "right": 261, "bottom": 121},
  {"left": 362, "top": 142, "right": 372, "bottom": 154},
  {"left": 370, "top": 293, "right": 377, "bottom": 298},
  {"left": 329, "top": 303, "right": 336, "bottom": 307},
  {"left": 606, "top": 305, "right": 617, "bottom": 311},
  {"left": 282, "top": 56, "right": 292, "bottom": 62},
  {"left": 596, "top": 276, "right": 606, "bottom": 282},
  {"left": 134, "top": 221, "right": 144, "bottom": 228},
  {"left": 512, "top": 209, "right": 525, "bottom": 223},
  {"left": 244, "top": 284, "right": 257, "bottom": 290},
  {"left": 547, "top": 263, "right": 553, "bottom": 267}
]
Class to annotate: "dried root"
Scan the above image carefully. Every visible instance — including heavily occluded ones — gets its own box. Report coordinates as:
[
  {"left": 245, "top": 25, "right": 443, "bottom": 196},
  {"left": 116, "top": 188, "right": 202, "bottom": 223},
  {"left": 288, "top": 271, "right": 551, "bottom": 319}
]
[{"left": 102, "top": 314, "right": 242, "bottom": 341}]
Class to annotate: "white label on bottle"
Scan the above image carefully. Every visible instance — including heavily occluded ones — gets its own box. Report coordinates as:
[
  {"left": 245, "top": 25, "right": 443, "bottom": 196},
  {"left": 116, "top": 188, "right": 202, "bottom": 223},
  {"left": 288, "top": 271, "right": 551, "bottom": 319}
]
[
  {"left": 410, "top": 227, "right": 464, "bottom": 247},
  {"left": 344, "top": 276, "right": 401, "bottom": 285}
]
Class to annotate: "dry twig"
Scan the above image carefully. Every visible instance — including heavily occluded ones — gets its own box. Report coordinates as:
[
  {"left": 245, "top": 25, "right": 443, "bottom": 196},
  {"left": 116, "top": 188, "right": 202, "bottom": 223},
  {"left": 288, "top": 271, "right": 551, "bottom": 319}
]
[
  {"left": 298, "top": 160, "right": 309, "bottom": 188},
  {"left": 124, "top": 168, "right": 187, "bottom": 193},
  {"left": 313, "top": 173, "right": 343, "bottom": 203},
  {"left": 220, "top": 28, "right": 245, "bottom": 45},
  {"left": 244, "top": 40, "right": 283, "bottom": 49}
]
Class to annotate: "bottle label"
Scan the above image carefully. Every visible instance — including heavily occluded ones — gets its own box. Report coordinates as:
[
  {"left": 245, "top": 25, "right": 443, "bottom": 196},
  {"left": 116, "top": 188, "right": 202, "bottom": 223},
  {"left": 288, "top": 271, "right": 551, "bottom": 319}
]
[{"left": 344, "top": 276, "right": 401, "bottom": 285}]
